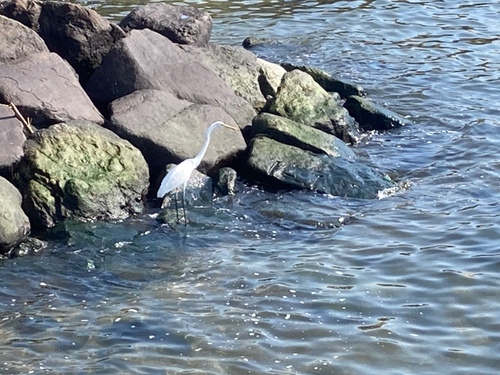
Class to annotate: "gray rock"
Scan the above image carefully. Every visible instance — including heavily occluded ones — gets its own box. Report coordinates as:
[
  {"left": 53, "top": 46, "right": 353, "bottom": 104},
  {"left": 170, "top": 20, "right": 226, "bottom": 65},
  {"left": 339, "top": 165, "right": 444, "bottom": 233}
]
[
  {"left": 0, "top": 14, "right": 48, "bottom": 63},
  {"left": 180, "top": 43, "right": 266, "bottom": 111},
  {"left": 256, "top": 58, "right": 286, "bottom": 98},
  {"left": 251, "top": 113, "right": 355, "bottom": 159},
  {"left": 119, "top": 3, "right": 212, "bottom": 46},
  {"left": 14, "top": 120, "right": 149, "bottom": 228},
  {"left": 0, "top": 0, "right": 41, "bottom": 31},
  {"left": 267, "top": 69, "right": 360, "bottom": 144},
  {"left": 0, "top": 52, "right": 104, "bottom": 128},
  {"left": 86, "top": 29, "right": 256, "bottom": 127},
  {"left": 109, "top": 89, "right": 247, "bottom": 181},
  {"left": 281, "top": 63, "right": 365, "bottom": 98},
  {"left": 36, "top": 1, "right": 126, "bottom": 84},
  {"left": 0, "top": 176, "right": 30, "bottom": 255},
  {"left": 214, "top": 167, "right": 238, "bottom": 196},
  {"left": 344, "top": 95, "right": 411, "bottom": 131},
  {"left": 0, "top": 104, "right": 26, "bottom": 173},
  {"left": 246, "top": 136, "right": 394, "bottom": 199}
]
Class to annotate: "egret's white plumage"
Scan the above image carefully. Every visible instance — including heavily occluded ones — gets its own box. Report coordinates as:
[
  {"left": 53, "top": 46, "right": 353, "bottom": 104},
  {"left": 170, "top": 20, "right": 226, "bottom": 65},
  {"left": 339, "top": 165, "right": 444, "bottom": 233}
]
[{"left": 157, "top": 121, "right": 238, "bottom": 225}]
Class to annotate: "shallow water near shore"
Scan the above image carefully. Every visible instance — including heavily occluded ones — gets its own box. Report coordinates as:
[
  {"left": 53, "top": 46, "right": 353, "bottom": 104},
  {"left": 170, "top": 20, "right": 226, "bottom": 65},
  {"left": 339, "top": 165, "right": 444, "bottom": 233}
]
[{"left": 2, "top": 0, "right": 500, "bottom": 374}]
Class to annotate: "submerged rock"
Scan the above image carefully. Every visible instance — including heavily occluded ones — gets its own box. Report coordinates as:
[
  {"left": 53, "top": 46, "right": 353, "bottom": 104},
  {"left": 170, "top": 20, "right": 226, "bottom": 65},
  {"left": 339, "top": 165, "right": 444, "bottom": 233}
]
[
  {"left": 0, "top": 176, "right": 30, "bottom": 255},
  {"left": 0, "top": 14, "right": 48, "bottom": 63},
  {"left": 344, "top": 95, "right": 411, "bottom": 131},
  {"left": 108, "top": 89, "right": 247, "bottom": 184},
  {"left": 0, "top": 104, "right": 26, "bottom": 173},
  {"left": 15, "top": 120, "right": 149, "bottom": 228},
  {"left": 86, "top": 28, "right": 255, "bottom": 127},
  {"left": 246, "top": 136, "right": 393, "bottom": 199},
  {"left": 267, "top": 69, "right": 360, "bottom": 144},
  {"left": 119, "top": 3, "right": 213, "bottom": 46},
  {"left": 281, "top": 63, "right": 365, "bottom": 98},
  {"left": 0, "top": 52, "right": 104, "bottom": 128}
]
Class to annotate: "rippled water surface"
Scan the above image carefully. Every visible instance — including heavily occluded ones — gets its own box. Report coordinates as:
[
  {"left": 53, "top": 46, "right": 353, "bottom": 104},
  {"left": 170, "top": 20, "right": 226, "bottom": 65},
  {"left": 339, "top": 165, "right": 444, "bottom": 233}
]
[{"left": 2, "top": 1, "right": 500, "bottom": 374}]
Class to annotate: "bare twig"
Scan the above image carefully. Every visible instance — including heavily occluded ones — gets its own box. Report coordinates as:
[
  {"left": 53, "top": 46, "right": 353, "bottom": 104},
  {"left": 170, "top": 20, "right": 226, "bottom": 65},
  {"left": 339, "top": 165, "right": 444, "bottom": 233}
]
[{"left": 8, "top": 102, "right": 35, "bottom": 135}]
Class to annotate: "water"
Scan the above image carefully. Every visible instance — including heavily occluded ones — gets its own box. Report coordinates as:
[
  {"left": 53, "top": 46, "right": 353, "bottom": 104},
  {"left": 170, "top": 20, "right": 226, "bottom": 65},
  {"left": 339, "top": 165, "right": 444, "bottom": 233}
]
[{"left": 2, "top": 0, "right": 500, "bottom": 373}]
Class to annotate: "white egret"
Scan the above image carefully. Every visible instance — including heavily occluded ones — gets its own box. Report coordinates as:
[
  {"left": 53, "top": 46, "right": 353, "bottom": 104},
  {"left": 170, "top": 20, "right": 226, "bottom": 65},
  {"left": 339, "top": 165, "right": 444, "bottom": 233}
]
[{"left": 157, "top": 121, "right": 238, "bottom": 225}]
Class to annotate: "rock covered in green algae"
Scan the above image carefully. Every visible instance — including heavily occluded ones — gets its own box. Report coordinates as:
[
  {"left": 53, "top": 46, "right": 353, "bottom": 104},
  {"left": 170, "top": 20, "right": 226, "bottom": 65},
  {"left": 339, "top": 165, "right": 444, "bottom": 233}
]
[
  {"left": 267, "top": 69, "right": 360, "bottom": 144},
  {"left": 281, "top": 63, "right": 365, "bottom": 99},
  {"left": 246, "top": 136, "right": 394, "bottom": 199},
  {"left": 252, "top": 113, "right": 356, "bottom": 159},
  {"left": 0, "top": 176, "right": 30, "bottom": 255},
  {"left": 15, "top": 120, "right": 149, "bottom": 228}
]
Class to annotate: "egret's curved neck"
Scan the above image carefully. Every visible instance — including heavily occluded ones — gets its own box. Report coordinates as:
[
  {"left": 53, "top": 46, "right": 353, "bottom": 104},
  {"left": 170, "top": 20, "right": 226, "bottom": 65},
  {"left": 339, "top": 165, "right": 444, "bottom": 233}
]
[{"left": 192, "top": 122, "right": 220, "bottom": 168}]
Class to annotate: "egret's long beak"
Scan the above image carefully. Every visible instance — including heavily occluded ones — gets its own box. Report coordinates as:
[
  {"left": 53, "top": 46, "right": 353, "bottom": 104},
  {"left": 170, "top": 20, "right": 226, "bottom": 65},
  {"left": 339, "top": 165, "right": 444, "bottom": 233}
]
[{"left": 222, "top": 123, "right": 238, "bottom": 130}]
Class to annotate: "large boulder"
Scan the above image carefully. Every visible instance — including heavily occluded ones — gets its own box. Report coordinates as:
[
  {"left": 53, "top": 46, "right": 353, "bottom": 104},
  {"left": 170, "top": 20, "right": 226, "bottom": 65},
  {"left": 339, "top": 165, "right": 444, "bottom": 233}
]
[
  {"left": 119, "top": 3, "right": 212, "bottom": 46},
  {"left": 15, "top": 120, "right": 149, "bottom": 228},
  {"left": 251, "top": 113, "right": 355, "bottom": 159},
  {"left": 0, "top": 52, "right": 104, "bottom": 128},
  {"left": 267, "top": 69, "right": 360, "bottom": 144},
  {"left": 281, "top": 63, "right": 365, "bottom": 98},
  {"left": 0, "top": 0, "right": 41, "bottom": 31},
  {"left": 0, "top": 176, "right": 30, "bottom": 255},
  {"left": 0, "top": 14, "right": 48, "bottom": 63},
  {"left": 36, "top": 1, "right": 126, "bottom": 84},
  {"left": 86, "top": 29, "right": 255, "bottom": 127},
  {"left": 246, "top": 136, "right": 393, "bottom": 199},
  {"left": 109, "top": 89, "right": 247, "bottom": 182},
  {"left": 344, "top": 95, "right": 411, "bottom": 131},
  {"left": 0, "top": 104, "right": 26, "bottom": 173},
  {"left": 180, "top": 43, "right": 266, "bottom": 111}
]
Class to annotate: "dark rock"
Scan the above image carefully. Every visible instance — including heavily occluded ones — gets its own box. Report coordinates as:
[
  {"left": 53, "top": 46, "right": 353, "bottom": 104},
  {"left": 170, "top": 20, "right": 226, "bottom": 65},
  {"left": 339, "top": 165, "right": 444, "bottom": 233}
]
[
  {"left": 0, "top": 0, "right": 41, "bottom": 31},
  {"left": 0, "top": 176, "right": 30, "bottom": 255},
  {"left": 119, "top": 3, "right": 212, "bottom": 46},
  {"left": 36, "top": 1, "right": 126, "bottom": 84},
  {"left": 344, "top": 95, "right": 411, "bottom": 131},
  {"left": 180, "top": 43, "right": 266, "bottom": 111},
  {"left": 0, "top": 52, "right": 104, "bottom": 128},
  {"left": 108, "top": 89, "right": 247, "bottom": 183},
  {"left": 0, "top": 14, "right": 48, "bottom": 63},
  {"left": 214, "top": 167, "right": 238, "bottom": 196},
  {"left": 12, "top": 236, "right": 47, "bottom": 257},
  {"left": 246, "top": 136, "right": 394, "bottom": 199},
  {"left": 281, "top": 63, "right": 365, "bottom": 98},
  {"left": 86, "top": 29, "right": 255, "bottom": 127},
  {"left": 242, "top": 36, "right": 276, "bottom": 49},
  {"left": 267, "top": 69, "right": 360, "bottom": 144},
  {"left": 14, "top": 120, "right": 149, "bottom": 229},
  {"left": 0, "top": 104, "right": 26, "bottom": 173},
  {"left": 252, "top": 113, "right": 355, "bottom": 159}
]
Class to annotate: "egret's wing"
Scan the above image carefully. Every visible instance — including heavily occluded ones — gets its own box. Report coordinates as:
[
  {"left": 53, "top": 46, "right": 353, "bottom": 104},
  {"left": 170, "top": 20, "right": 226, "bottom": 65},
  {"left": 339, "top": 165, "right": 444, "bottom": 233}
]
[{"left": 157, "top": 159, "right": 197, "bottom": 198}]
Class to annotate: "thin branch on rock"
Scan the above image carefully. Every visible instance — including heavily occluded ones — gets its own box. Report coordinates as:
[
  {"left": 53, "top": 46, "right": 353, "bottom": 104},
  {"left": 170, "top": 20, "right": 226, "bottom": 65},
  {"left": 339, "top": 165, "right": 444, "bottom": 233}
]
[{"left": 8, "top": 102, "right": 35, "bottom": 135}]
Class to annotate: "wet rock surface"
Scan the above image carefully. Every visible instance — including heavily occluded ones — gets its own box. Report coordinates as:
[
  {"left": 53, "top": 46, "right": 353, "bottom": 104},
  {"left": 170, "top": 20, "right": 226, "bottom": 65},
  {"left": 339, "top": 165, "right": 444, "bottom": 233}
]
[{"left": 247, "top": 136, "right": 394, "bottom": 199}]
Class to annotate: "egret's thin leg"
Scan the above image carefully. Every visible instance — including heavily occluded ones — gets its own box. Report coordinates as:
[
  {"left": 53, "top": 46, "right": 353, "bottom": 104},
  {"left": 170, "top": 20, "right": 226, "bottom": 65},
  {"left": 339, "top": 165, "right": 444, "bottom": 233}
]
[
  {"left": 182, "top": 183, "right": 187, "bottom": 226},
  {"left": 174, "top": 192, "right": 180, "bottom": 223}
]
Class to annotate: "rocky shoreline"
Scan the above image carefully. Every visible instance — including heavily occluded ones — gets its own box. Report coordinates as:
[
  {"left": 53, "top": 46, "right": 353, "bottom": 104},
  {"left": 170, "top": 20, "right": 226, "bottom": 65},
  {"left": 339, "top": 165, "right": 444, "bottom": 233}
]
[{"left": 0, "top": 0, "right": 409, "bottom": 257}]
